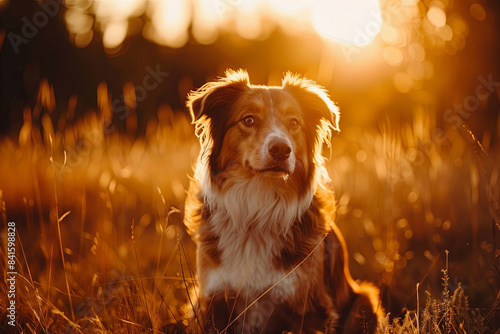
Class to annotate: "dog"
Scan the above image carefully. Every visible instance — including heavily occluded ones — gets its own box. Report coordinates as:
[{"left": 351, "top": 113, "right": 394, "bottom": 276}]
[{"left": 184, "top": 69, "right": 383, "bottom": 333}]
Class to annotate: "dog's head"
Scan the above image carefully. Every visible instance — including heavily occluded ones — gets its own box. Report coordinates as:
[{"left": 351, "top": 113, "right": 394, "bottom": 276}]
[{"left": 187, "top": 69, "right": 339, "bottom": 191}]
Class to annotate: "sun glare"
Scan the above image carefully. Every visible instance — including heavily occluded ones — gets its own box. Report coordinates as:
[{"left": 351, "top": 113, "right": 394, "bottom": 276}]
[
  {"left": 311, "top": 0, "right": 382, "bottom": 46},
  {"left": 147, "top": 0, "right": 191, "bottom": 48},
  {"left": 76, "top": 0, "right": 385, "bottom": 48}
]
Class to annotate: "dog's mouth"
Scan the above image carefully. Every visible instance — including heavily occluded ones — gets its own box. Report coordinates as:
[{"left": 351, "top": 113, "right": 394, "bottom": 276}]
[
  {"left": 260, "top": 166, "right": 289, "bottom": 173},
  {"left": 246, "top": 161, "right": 291, "bottom": 176}
]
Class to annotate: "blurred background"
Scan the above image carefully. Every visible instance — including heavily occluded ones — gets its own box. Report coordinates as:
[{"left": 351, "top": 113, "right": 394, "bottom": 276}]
[{"left": 0, "top": 0, "right": 499, "bottom": 332}]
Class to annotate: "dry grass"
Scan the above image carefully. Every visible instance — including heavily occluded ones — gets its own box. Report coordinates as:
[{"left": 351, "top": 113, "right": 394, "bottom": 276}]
[
  {"left": 377, "top": 252, "right": 491, "bottom": 334},
  {"left": 0, "top": 81, "right": 498, "bottom": 333}
]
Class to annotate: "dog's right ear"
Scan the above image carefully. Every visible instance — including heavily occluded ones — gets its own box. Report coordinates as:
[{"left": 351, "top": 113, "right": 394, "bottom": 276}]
[{"left": 186, "top": 69, "right": 250, "bottom": 123}]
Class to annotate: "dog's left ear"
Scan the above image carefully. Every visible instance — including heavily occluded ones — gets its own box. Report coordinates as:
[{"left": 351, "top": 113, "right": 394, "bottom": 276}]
[
  {"left": 186, "top": 69, "right": 250, "bottom": 123},
  {"left": 282, "top": 73, "right": 340, "bottom": 132}
]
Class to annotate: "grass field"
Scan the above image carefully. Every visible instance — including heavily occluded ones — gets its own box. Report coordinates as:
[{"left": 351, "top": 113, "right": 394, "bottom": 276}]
[{"left": 0, "top": 80, "right": 499, "bottom": 333}]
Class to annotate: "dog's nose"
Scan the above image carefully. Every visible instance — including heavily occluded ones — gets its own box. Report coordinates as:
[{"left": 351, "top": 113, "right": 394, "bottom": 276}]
[{"left": 269, "top": 141, "right": 292, "bottom": 161}]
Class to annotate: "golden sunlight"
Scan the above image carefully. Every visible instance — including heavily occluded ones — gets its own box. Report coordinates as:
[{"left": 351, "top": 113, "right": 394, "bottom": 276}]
[
  {"left": 2, "top": 0, "right": 499, "bottom": 331},
  {"left": 146, "top": 0, "right": 191, "bottom": 48},
  {"left": 79, "top": 0, "right": 385, "bottom": 49},
  {"left": 311, "top": 0, "right": 382, "bottom": 46}
]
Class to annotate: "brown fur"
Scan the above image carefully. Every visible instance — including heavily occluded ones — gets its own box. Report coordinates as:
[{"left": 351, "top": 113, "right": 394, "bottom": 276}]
[{"left": 184, "top": 69, "right": 384, "bottom": 333}]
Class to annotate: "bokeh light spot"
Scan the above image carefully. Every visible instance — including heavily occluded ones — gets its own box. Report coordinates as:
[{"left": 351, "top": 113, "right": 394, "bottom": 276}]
[
  {"left": 65, "top": 9, "right": 94, "bottom": 35},
  {"left": 356, "top": 150, "right": 368, "bottom": 162},
  {"left": 407, "top": 191, "right": 418, "bottom": 203},
  {"left": 192, "top": 0, "right": 219, "bottom": 44},
  {"left": 94, "top": 0, "right": 144, "bottom": 20},
  {"left": 469, "top": 3, "right": 486, "bottom": 21},
  {"left": 397, "top": 219, "right": 408, "bottom": 228},
  {"left": 442, "top": 220, "right": 451, "bottom": 231},
  {"left": 427, "top": 6, "right": 446, "bottom": 28},
  {"left": 437, "top": 25, "right": 453, "bottom": 41},
  {"left": 148, "top": 0, "right": 191, "bottom": 48},
  {"left": 103, "top": 20, "right": 128, "bottom": 49},
  {"left": 236, "top": 12, "right": 262, "bottom": 40},
  {"left": 383, "top": 46, "right": 403, "bottom": 67},
  {"left": 380, "top": 25, "right": 402, "bottom": 46},
  {"left": 74, "top": 30, "right": 94, "bottom": 48}
]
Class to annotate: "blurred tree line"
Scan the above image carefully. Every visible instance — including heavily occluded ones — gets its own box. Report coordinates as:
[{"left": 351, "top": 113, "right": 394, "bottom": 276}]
[{"left": 0, "top": 0, "right": 499, "bottom": 141}]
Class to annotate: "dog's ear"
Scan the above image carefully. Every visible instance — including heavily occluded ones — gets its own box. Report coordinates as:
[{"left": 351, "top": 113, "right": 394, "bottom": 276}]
[
  {"left": 282, "top": 73, "right": 340, "bottom": 132},
  {"left": 283, "top": 73, "right": 339, "bottom": 173},
  {"left": 186, "top": 69, "right": 250, "bottom": 123},
  {"left": 186, "top": 69, "right": 249, "bottom": 174}
]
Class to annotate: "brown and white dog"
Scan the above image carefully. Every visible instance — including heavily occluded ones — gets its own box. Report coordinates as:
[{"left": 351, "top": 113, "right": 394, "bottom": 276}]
[{"left": 184, "top": 69, "right": 383, "bottom": 333}]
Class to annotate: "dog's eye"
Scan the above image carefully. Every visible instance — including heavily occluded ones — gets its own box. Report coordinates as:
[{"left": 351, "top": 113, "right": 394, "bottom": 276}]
[
  {"left": 242, "top": 115, "right": 255, "bottom": 126},
  {"left": 289, "top": 118, "right": 300, "bottom": 129}
]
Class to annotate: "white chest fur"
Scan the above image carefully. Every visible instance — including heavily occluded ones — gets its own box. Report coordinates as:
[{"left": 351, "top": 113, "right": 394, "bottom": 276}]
[
  {"left": 198, "top": 175, "right": 312, "bottom": 300},
  {"left": 202, "top": 233, "right": 297, "bottom": 301}
]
